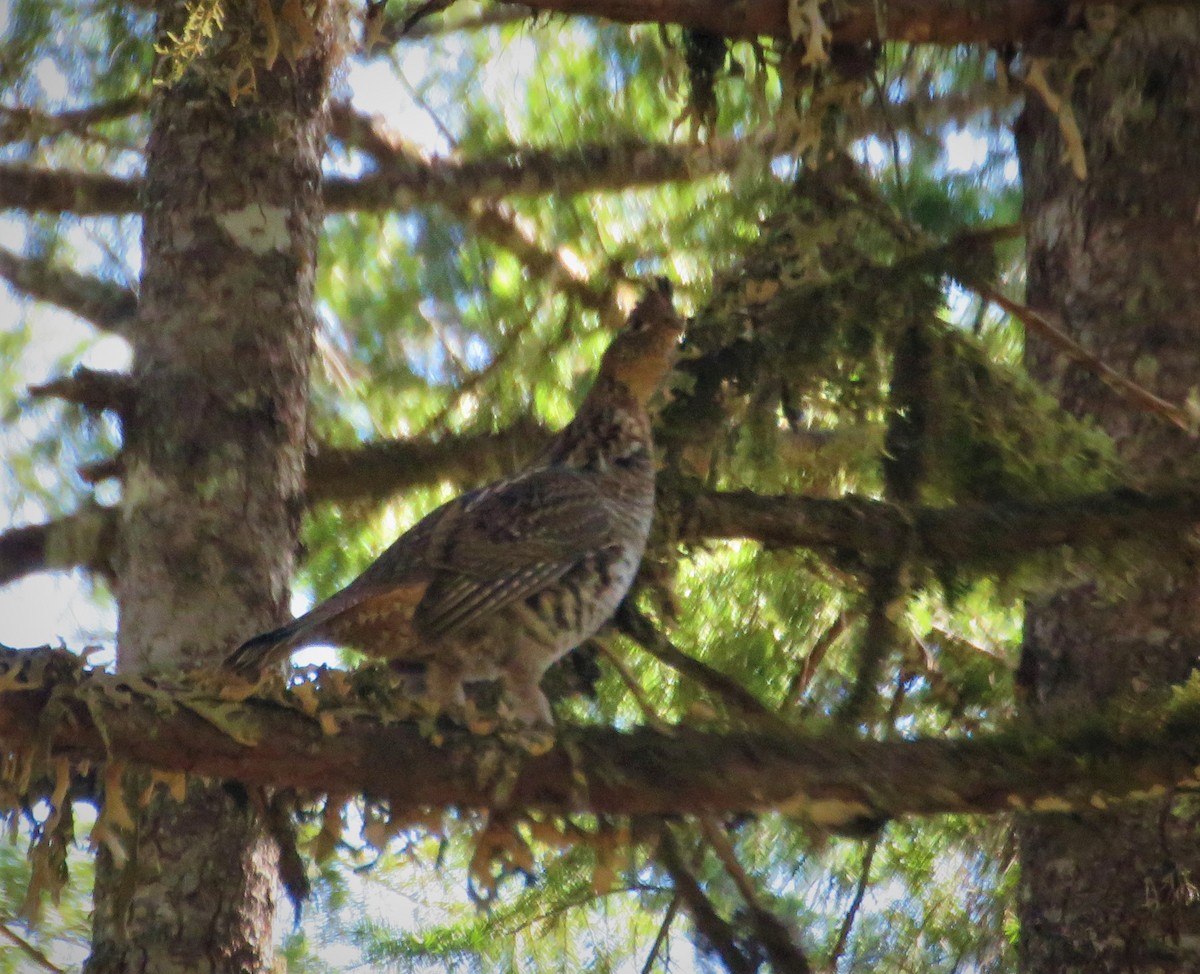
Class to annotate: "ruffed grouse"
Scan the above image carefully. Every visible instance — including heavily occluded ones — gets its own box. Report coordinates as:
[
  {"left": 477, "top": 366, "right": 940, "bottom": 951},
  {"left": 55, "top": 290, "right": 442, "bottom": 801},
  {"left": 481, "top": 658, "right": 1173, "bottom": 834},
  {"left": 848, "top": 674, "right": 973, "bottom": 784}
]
[{"left": 226, "top": 282, "right": 682, "bottom": 726}]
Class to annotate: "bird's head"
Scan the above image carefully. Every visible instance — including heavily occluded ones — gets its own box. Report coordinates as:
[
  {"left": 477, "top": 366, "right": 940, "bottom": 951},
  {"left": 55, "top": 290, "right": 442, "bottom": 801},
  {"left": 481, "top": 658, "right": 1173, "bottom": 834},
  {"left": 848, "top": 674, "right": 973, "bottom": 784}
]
[{"left": 597, "top": 278, "right": 684, "bottom": 404}]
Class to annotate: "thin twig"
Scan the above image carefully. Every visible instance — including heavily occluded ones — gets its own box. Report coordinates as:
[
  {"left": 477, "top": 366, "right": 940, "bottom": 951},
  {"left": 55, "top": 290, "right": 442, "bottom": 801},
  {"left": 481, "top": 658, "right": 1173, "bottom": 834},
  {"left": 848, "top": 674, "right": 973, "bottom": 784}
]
[
  {"left": 824, "top": 835, "right": 880, "bottom": 971},
  {"left": 592, "top": 639, "right": 673, "bottom": 733},
  {"left": 698, "top": 817, "right": 814, "bottom": 974},
  {"left": 971, "top": 282, "right": 1192, "bottom": 434},
  {"left": 654, "top": 826, "right": 755, "bottom": 974},
  {"left": 836, "top": 567, "right": 902, "bottom": 729},
  {"left": 782, "top": 613, "right": 851, "bottom": 710},
  {"left": 839, "top": 162, "right": 1189, "bottom": 435},
  {"left": 824, "top": 676, "right": 908, "bottom": 969},
  {"left": 639, "top": 894, "right": 680, "bottom": 974},
  {"left": 379, "top": 6, "right": 529, "bottom": 43},
  {"left": 422, "top": 319, "right": 535, "bottom": 434},
  {"left": 329, "top": 101, "right": 624, "bottom": 330},
  {"left": 698, "top": 817, "right": 762, "bottom": 910},
  {"left": 616, "top": 603, "right": 787, "bottom": 731},
  {"left": 0, "top": 921, "right": 65, "bottom": 974},
  {"left": 925, "top": 626, "right": 1007, "bottom": 662}
]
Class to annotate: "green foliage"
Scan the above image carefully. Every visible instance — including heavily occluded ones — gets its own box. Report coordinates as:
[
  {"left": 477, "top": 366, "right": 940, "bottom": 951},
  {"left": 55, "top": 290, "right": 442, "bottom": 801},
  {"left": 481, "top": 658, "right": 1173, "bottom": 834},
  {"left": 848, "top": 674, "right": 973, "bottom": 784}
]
[{"left": 923, "top": 324, "right": 1121, "bottom": 504}]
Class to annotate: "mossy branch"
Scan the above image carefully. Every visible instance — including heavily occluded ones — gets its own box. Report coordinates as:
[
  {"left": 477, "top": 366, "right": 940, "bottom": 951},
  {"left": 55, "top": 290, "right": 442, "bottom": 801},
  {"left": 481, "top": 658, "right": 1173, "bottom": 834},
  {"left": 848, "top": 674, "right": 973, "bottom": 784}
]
[
  {"left": 4, "top": 646, "right": 1200, "bottom": 826},
  {"left": 493, "top": 0, "right": 1141, "bottom": 45},
  {"left": 6, "top": 481, "right": 1200, "bottom": 590}
]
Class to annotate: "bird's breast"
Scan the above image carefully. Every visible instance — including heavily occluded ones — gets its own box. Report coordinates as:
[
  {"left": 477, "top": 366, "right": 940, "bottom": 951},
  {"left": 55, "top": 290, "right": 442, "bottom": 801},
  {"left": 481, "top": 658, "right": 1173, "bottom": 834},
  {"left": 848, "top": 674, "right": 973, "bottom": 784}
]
[{"left": 521, "top": 535, "right": 647, "bottom": 651}]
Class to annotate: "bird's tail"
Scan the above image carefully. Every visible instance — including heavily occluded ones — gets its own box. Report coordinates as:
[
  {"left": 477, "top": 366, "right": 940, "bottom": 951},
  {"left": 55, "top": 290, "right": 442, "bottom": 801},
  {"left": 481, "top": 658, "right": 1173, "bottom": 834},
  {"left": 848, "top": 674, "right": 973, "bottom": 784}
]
[{"left": 224, "top": 619, "right": 306, "bottom": 676}]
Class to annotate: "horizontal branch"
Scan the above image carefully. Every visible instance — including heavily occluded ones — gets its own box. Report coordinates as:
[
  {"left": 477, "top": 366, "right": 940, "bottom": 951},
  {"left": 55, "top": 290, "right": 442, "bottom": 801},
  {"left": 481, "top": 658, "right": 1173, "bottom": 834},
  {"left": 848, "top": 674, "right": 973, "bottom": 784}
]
[
  {"left": 0, "top": 247, "right": 137, "bottom": 335},
  {"left": 7, "top": 468, "right": 1200, "bottom": 592},
  {"left": 3, "top": 645, "right": 1200, "bottom": 822},
  {"left": 0, "top": 423, "right": 549, "bottom": 589},
  {"left": 306, "top": 419, "right": 550, "bottom": 505},
  {"left": 322, "top": 136, "right": 745, "bottom": 211},
  {"left": 0, "top": 508, "right": 114, "bottom": 587},
  {"left": 0, "top": 95, "right": 146, "bottom": 146},
  {"left": 0, "top": 165, "right": 140, "bottom": 216},
  {"left": 6, "top": 80, "right": 1017, "bottom": 220},
  {"left": 497, "top": 0, "right": 1137, "bottom": 45},
  {"left": 678, "top": 485, "right": 1200, "bottom": 569},
  {"left": 27, "top": 367, "right": 134, "bottom": 416},
  {"left": 3, "top": 137, "right": 739, "bottom": 217}
]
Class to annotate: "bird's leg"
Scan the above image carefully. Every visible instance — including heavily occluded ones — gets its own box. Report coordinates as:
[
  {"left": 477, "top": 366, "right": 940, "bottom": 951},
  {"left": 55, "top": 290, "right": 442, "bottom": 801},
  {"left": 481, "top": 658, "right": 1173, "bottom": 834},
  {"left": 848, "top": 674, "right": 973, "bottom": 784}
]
[
  {"left": 422, "top": 660, "right": 468, "bottom": 717},
  {"left": 497, "top": 674, "right": 556, "bottom": 755},
  {"left": 499, "top": 653, "right": 555, "bottom": 729}
]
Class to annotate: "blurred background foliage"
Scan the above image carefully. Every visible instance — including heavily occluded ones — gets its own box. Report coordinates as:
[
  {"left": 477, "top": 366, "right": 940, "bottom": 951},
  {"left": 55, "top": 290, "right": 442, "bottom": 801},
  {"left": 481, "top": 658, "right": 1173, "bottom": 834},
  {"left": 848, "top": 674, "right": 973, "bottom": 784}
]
[{"left": 0, "top": 0, "right": 1131, "bottom": 970}]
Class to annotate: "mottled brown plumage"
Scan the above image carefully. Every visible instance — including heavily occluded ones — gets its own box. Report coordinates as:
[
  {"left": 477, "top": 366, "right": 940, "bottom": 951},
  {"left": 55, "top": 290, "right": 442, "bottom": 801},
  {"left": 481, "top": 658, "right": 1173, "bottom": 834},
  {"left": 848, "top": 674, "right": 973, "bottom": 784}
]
[{"left": 226, "top": 282, "right": 682, "bottom": 725}]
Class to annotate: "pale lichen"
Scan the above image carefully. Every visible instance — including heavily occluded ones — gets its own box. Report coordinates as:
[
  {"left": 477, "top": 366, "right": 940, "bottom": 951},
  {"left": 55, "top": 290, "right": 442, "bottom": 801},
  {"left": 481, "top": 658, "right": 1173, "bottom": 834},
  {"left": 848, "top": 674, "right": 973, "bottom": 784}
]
[{"left": 216, "top": 203, "right": 292, "bottom": 255}]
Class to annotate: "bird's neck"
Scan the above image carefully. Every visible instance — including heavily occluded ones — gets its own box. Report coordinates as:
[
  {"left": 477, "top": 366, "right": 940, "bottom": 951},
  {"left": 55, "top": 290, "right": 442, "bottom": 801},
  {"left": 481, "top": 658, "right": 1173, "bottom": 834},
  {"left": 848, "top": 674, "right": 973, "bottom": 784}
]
[{"left": 544, "top": 376, "right": 654, "bottom": 475}]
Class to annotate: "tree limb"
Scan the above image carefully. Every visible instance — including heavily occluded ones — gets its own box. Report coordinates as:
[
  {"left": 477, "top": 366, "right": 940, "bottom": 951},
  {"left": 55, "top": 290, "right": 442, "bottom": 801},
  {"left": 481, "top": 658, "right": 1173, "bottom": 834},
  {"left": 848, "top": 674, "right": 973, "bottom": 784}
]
[
  {"left": 677, "top": 485, "right": 1200, "bottom": 570},
  {"left": 0, "top": 509, "right": 115, "bottom": 587},
  {"left": 495, "top": 0, "right": 1131, "bottom": 45},
  {"left": 305, "top": 419, "right": 550, "bottom": 505},
  {"left": 0, "top": 424, "right": 550, "bottom": 589},
  {"left": 328, "top": 102, "right": 626, "bottom": 329},
  {"left": 699, "top": 816, "right": 813, "bottom": 973},
  {"left": 331, "top": 84, "right": 1021, "bottom": 215},
  {"left": 7, "top": 478, "right": 1200, "bottom": 591},
  {"left": 5, "top": 81, "right": 1017, "bottom": 220},
  {"left": 4, "top": 644, "right": 1200, "bottom": 823},
  {"left": 322, "top": 136, "right": 747, "bottom": 211},
  {"left": 0, "top": 166, "right": 139, "bottom": 216},
  {"left": 27, "top": 367, "right": 134, "bottom": 416},
  {"left": 0, "top": 96, "right": 146, "bottom": 146},
  {"left": 654, "top": 827, "right": 757, "bottom": 974},
  {"left": 2, "top": 138, "right": 743, "bottom": 217},
  {"left": 0, "top": 247, "right": 137, "bottom": 336}
]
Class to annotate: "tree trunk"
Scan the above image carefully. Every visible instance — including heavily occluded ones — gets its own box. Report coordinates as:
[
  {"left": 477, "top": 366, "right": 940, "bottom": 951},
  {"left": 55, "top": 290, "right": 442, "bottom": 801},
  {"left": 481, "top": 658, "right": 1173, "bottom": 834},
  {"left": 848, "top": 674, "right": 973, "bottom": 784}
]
[
  {"left": 1016, "top": 9, "right": 1200, "bottom": 972},
  {"left": 85, "top": 4, "right": 339, "bottom": 971}
]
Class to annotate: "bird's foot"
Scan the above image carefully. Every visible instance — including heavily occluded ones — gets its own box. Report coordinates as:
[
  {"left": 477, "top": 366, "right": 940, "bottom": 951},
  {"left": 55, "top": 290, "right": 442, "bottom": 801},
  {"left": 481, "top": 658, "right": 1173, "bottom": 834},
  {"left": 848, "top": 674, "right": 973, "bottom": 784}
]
[
  {"left": 500, "top": 722, "right": 556, "bottom": 756},
  {"left": 494, "top": 682, "right": 557, "bottom": 753}
]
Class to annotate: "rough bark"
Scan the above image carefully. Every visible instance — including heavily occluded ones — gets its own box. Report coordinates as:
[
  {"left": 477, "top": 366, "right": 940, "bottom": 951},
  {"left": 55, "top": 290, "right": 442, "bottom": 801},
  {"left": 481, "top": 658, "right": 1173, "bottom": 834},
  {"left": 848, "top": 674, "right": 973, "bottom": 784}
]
[
  {"left": 1016, "top": 9, "right": 1200, "bottom": 972},
  {"left": 84, "top": 2, "right": 339, "bottom": 971}
]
